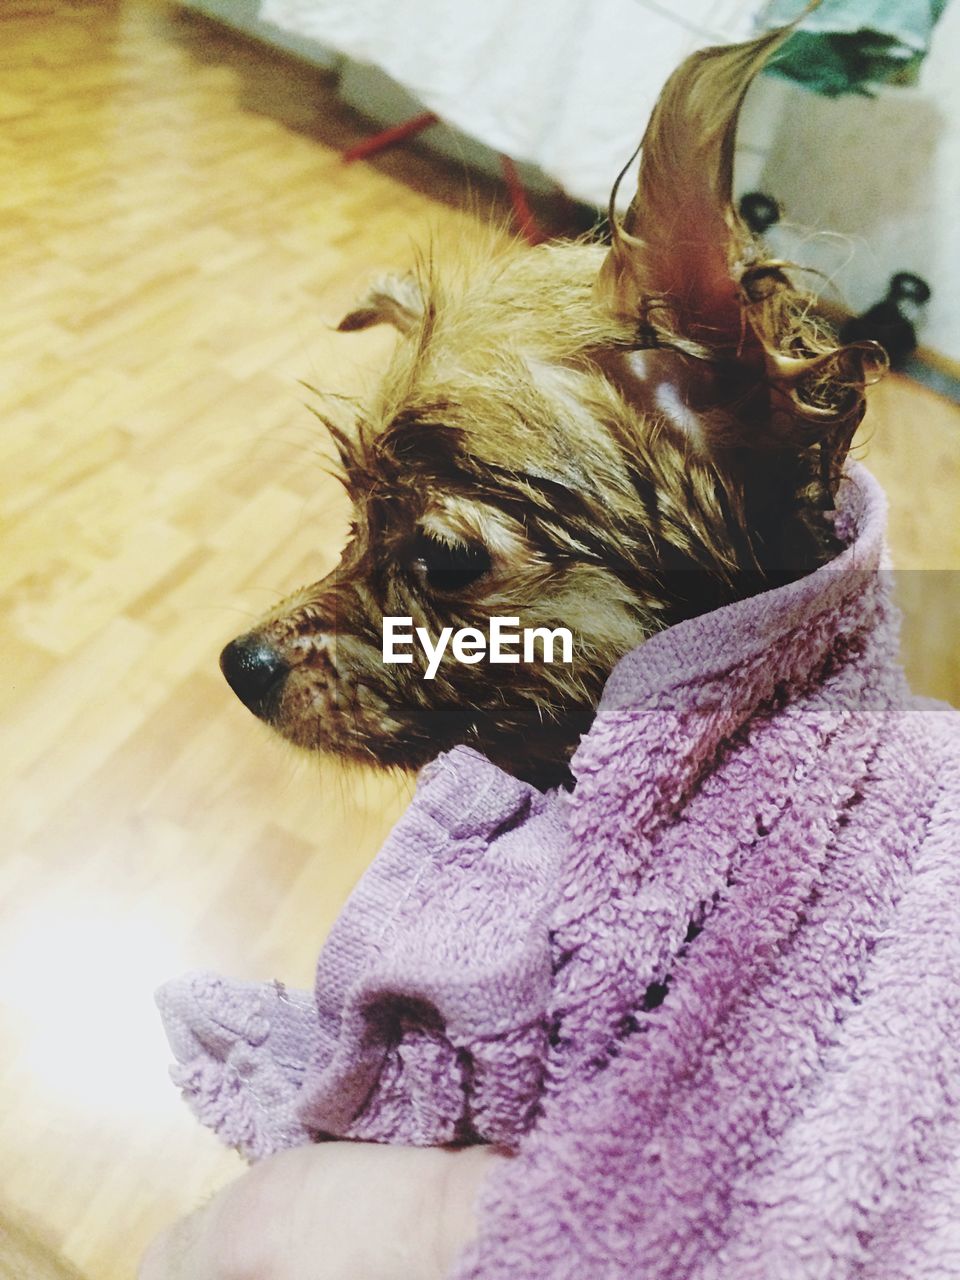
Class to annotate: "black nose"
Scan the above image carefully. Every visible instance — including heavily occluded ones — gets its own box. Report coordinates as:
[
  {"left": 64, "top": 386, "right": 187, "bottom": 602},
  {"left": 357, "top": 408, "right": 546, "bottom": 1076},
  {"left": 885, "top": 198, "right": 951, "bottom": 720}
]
[{"left": 219, "top": 634, "right": 289, "bottom": 718}]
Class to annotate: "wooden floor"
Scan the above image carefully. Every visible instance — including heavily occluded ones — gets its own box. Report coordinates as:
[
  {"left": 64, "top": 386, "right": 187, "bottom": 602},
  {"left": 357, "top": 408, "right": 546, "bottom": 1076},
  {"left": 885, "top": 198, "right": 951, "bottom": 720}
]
[{"left": 0, "top": 3, "right": 957, "bottom": 1276}]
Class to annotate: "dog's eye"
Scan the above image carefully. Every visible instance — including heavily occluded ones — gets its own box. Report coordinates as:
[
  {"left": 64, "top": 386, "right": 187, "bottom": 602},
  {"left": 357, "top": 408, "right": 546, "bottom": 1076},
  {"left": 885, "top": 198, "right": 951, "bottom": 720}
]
[{"left": 410, "top": 532, "right": 491, "bottom": 593}]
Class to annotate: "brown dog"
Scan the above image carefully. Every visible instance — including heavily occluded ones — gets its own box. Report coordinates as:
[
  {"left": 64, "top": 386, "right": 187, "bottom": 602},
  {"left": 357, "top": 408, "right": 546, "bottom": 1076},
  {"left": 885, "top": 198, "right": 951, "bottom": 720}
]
[{"left": 220, "top": 28, "right": 883, "bottom": 789}]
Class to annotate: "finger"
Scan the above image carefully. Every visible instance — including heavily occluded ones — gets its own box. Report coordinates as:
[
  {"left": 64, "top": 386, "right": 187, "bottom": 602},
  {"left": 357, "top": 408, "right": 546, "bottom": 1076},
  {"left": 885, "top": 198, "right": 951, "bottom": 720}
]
[
  {"left": 138, "top": 1203, "right": 209, "bottom": 1280},
  {"left": 218, "top": 1142, "right": 499, "bottom": 1280}
]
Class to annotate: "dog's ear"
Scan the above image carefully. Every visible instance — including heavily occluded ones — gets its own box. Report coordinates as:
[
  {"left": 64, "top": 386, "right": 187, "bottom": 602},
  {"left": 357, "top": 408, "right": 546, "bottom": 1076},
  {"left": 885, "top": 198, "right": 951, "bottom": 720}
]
[
  {"left": 337, "top": 273, "right": 425, "bottom": 334},
  {"left": 596, "top": 23, "right": 885, "bottom": 504},
  {"left": 595, "top": 28, "right": 786, "bottom": 345}
]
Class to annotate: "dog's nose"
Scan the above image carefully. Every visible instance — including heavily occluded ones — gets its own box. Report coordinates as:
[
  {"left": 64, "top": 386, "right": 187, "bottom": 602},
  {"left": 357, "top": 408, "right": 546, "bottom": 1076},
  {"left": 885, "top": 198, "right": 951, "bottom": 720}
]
[{"left": 219, "top": 633, "right": 289, "bottom": 718}]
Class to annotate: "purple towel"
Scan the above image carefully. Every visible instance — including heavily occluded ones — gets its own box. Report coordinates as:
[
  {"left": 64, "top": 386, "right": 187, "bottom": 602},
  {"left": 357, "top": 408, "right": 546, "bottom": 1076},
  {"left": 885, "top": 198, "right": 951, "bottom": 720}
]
[{"left": 158, "top": 463, "right": 960, "bottom": 1278}]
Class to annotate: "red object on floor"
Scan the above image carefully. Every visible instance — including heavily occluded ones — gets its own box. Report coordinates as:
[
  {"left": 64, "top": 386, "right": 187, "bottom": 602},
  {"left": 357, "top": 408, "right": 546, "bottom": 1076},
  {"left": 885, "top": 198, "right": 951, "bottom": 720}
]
[
  {"left": 343, "top": 111, "right": 547, "bottom": 247},
  {"left": 500, "top": 153, "right": 546, "bottom": 246},
  {"left": 342, "top": 111, "right": 439, "bottom": 162}
]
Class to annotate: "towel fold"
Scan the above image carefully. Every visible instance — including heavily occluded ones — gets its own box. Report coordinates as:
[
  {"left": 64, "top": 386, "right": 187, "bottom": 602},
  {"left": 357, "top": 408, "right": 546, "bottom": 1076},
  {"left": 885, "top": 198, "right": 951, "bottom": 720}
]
[{"left": 158, "top": 463, "right": 960, "bottom": 1278}]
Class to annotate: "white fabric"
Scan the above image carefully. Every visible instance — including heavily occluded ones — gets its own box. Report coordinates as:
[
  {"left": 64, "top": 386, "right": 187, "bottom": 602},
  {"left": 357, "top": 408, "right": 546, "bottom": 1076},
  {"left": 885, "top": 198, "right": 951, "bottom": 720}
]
[{"left": 258, "top": 0, "right": 756, "bottom": 207}]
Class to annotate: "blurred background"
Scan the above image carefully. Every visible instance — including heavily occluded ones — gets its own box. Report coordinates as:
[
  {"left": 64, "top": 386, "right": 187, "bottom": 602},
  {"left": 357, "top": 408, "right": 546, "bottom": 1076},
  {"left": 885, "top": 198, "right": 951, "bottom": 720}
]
[{"left": 1, "top": 1, "right": 957, "bottom": 1275}]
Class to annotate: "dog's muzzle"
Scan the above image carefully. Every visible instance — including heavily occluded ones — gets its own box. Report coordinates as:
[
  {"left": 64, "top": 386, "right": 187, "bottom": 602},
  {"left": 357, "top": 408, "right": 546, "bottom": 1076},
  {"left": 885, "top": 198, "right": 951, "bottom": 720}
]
[{"left": 220, "top": 633, "right": 289, "bottom": 719}]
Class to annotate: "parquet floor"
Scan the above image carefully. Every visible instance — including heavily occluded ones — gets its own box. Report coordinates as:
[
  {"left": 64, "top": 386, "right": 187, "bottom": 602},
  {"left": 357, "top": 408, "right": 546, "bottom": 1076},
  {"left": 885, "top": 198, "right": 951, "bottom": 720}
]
[{"left": 0, "top": 3, "right": 957, "bottom": 1276}]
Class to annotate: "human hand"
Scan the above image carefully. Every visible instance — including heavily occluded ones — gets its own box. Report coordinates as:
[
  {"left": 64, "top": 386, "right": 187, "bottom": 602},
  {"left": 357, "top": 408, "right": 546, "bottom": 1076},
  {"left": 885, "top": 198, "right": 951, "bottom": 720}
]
[{"left": 138, "top": 1140, "right": 499, "bottom": 1280}]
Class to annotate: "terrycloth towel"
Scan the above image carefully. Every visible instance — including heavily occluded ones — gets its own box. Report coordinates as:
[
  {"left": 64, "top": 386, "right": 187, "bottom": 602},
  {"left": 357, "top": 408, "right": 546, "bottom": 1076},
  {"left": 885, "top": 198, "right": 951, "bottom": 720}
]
[{"left": 158, "top": 462, "right": 960, "bottom": 1278}]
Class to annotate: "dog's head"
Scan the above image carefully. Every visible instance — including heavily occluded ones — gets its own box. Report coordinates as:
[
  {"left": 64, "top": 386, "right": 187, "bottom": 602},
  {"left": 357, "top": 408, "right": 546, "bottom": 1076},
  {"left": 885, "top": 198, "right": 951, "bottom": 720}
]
[{"left": 221, "top": 30, "right": 883, "bottom": 788}]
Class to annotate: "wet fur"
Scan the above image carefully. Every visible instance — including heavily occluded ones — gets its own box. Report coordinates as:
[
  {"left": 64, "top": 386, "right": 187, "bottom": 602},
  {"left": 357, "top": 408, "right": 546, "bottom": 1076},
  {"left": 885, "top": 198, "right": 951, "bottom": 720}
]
[{"left": 226, "top": 27, "right": 883, "bottom": 790}]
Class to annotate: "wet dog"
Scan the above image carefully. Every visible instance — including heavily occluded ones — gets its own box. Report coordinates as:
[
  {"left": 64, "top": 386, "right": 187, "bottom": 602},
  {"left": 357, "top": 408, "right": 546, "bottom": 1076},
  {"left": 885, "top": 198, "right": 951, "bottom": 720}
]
[{"left": 220, "top": 27, "right": 882, "bottom": 789}]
